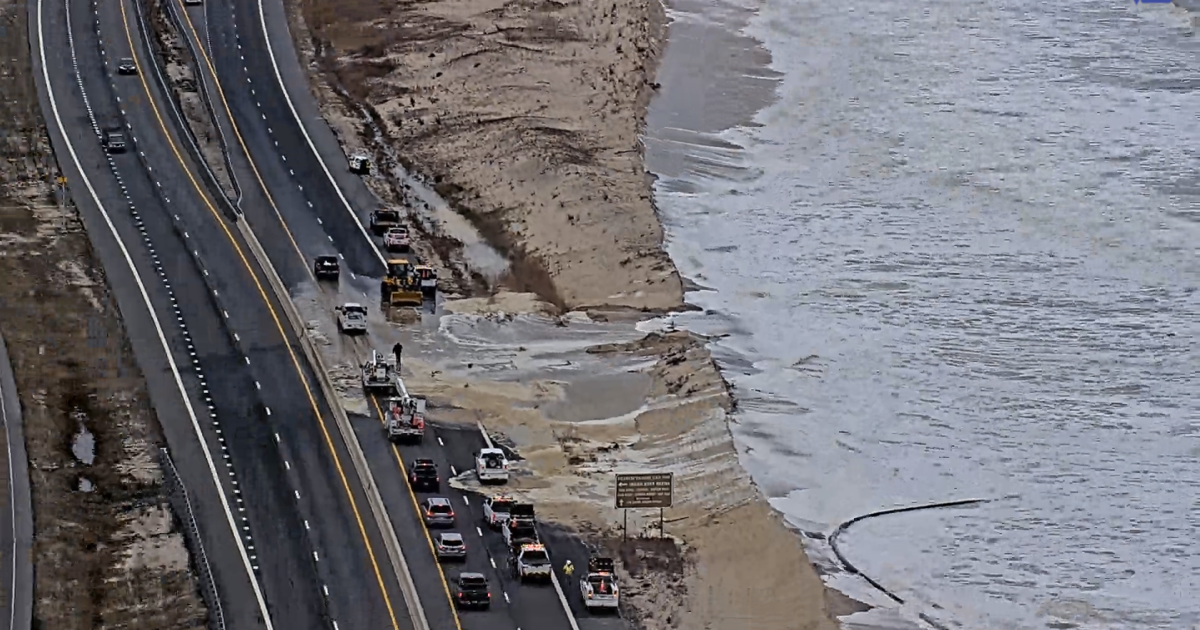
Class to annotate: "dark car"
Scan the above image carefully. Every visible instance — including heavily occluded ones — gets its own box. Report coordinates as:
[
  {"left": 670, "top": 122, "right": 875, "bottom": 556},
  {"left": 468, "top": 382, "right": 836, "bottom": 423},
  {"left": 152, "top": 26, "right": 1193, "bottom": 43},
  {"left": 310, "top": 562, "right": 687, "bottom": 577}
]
[
  {"left": 116, "top": 57, "right": 137, "bottom": 75},
  {"left": 313, "top": 255, "right": 339, "bottom": 281},
  {"left": 101, "top": 129, "right": 126, "bottom": 154},
  {"left": 452, "top": 573, "right": 490, "bottom": 609},
  {"left": 408, "top": 458, "right": 438, "bottom": 492}
]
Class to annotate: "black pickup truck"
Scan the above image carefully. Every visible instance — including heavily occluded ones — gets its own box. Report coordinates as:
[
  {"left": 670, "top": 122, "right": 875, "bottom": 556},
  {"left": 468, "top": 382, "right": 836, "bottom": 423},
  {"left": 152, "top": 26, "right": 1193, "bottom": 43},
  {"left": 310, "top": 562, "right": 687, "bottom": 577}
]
[{"left": 452, "top": 573, "right": 491, "bottom": 609}]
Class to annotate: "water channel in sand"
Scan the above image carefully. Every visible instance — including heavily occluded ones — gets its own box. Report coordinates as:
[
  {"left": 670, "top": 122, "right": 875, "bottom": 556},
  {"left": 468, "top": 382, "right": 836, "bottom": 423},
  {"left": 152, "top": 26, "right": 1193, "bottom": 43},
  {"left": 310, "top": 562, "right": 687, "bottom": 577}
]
[{"left": 645, "top": 0, "right": 1200, "bottom": 628}]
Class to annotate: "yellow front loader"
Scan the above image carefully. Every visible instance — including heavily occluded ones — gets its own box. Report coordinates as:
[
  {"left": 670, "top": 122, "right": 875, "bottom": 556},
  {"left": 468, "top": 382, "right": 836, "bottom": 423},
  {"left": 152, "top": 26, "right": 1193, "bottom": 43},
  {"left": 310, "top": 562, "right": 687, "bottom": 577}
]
[{"left": 381, "top": 259, "right": 423, "bottom": 306}]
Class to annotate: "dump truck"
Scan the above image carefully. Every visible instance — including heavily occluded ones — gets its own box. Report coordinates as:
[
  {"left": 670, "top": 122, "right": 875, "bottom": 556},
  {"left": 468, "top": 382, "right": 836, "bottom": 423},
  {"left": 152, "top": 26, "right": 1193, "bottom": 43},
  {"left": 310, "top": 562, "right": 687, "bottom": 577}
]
[
  {"left": 382, "top": 259, "right": 423, "bottom": 306},
  {"left": 361, "top": 351, "right": 398, "bottom": 394},
  {"left": 370, "top": 208, "right": 402, "bottom": 235},
  {"left": 385, "top": 395, "right": 426, "bottom": 443}
]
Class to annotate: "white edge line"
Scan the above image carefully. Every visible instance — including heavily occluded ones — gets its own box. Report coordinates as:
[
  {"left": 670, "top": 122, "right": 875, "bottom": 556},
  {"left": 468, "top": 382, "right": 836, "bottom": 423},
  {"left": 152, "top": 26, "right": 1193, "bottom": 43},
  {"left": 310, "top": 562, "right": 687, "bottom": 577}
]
[
  {"left": 1, "top": 348, "right": 17, "bottom": 630},
  {"left": 38, "top": 2, "right": 274, "bottom": 627},
  {"left": 255, "top": 0, "right": 385, "bottom": 268}
]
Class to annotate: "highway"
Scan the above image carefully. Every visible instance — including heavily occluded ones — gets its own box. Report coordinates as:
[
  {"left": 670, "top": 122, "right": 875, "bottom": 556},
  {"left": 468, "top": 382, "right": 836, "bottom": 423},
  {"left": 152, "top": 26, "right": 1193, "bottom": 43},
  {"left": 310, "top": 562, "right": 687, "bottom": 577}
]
[
  {"left": 0, "top": 329, "right": 33, "bottom": 630},
  {"left": 149, "top": 0, "right": 629, "bottom": 628},
  {"left": 35, "top": 0, "right": 414, "bottom": 627},
  {"left": 30, "top": 0, "right": 270, "bottom": 625}
]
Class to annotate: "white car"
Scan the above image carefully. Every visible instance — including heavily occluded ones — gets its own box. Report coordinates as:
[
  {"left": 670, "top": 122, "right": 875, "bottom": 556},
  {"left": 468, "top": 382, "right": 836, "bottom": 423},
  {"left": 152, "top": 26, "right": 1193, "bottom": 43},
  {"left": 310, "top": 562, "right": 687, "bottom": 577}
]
[
  {"left": 510, "top": 543, "right": 552, "bottom": 582},
  {"left": 348, "top": 152, "right": 371, "bottom": 175},
  {"left": 482, "top": 495, "right": 515, "bottom": 530},
  {"left": 335, "top": 303, "right": 367, "bottom": 335},
  {"left": 475, "top": 448, "right": 509, "bottom": 484}
]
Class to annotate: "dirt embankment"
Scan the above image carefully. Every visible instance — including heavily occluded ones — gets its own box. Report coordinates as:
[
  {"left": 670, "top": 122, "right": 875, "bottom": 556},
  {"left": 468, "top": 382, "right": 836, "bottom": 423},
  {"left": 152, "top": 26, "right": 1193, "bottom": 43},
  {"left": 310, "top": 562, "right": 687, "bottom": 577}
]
[
  {"left": 0, "top": 0, "right": 208, "bottom": 626},
  {"left": 285, "top": 0, "right": 686, "bottom": 311},
  {"left": 144, "top": 0, "right": 237, "bottom": 199}
]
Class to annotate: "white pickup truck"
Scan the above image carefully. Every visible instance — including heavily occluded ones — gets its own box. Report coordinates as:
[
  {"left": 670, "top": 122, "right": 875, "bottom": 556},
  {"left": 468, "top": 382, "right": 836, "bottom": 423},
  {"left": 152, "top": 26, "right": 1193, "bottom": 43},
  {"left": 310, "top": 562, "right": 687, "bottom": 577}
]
[
  {"left": 475, "top": 448, "right": 509, "bottom": 484},
  {"left": 510, "top": 543, "right": 552, "bottom": 582},
  {"left": 482, "top": 495, "right": 515, "bottom": 530},
  {"left": 580, "top": 557, "right": 619, "bottom": 612},
  {"left": 335, "top": 303, "right": 367, "bottom": 335}
]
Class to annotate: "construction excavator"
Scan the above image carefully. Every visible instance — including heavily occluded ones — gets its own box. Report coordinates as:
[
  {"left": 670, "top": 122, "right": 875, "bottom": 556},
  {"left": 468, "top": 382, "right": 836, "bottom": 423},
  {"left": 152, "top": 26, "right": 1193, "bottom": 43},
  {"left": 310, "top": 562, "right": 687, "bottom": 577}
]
[{"left": 381, "top": 258, "right": 423, "bottom": 306}]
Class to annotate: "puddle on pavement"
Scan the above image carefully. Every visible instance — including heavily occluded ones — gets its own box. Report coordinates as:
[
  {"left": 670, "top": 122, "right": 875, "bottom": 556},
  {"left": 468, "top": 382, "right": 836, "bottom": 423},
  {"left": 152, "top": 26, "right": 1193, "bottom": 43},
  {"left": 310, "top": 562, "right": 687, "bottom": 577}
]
[{"left": 71, "top": 414, "right": 96, "bottom": 466}]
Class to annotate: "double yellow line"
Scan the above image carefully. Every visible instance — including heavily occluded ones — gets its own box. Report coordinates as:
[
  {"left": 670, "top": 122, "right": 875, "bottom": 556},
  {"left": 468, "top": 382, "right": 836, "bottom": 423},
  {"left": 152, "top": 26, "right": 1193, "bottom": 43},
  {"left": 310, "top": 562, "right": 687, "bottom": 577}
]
[{"left": 116, "top": 0, "right": 400, "bottom": 627}]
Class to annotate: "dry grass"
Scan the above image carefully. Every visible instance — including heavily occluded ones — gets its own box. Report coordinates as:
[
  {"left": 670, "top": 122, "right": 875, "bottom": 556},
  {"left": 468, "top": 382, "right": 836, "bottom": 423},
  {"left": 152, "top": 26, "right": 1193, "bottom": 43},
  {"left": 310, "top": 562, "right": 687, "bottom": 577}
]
[{"left": 0, "top": 0, "right": 209, "bottom": 625}]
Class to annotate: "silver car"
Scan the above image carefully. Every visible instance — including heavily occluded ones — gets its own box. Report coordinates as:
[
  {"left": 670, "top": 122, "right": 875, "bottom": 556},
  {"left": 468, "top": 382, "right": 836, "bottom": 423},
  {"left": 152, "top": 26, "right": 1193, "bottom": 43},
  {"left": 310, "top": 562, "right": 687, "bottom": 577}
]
[
  {"left": 422, "top": 497, "right": 456, "bottom": 528},
  {"left": 434, "top": 533, "right": 467, "bottom": 561}
]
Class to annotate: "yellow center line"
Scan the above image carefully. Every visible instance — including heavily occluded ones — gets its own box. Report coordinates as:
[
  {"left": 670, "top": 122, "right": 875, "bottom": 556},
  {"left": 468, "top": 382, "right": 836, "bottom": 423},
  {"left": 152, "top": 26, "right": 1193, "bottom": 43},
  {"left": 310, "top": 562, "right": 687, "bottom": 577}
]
[
  {"left": 369, "top": 395, "right": 467, "bottom": 630},
  {"left": 117, "top": 2, "right": 400, "bottom": 628},
  {"left": 175, "top": 0, "right": 314, "bottom": 280}
]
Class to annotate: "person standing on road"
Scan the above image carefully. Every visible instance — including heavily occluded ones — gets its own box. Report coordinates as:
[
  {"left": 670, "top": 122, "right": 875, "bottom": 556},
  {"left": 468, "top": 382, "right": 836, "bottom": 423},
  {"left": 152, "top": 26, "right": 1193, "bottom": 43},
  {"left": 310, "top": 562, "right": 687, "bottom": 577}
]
[
  {"left": 392, "top": 342, "right": 403, "bottom": 372},
  {"left": 562, "top": 559, "right": 575, "bottom": 587}
]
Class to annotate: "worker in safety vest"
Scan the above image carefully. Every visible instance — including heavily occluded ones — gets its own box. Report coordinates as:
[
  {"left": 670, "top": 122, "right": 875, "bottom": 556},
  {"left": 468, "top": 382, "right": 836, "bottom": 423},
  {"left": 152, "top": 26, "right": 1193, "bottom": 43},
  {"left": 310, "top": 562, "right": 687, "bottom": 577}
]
[{"left": 563, "top": 559, "right": 574, "bottom": 577}]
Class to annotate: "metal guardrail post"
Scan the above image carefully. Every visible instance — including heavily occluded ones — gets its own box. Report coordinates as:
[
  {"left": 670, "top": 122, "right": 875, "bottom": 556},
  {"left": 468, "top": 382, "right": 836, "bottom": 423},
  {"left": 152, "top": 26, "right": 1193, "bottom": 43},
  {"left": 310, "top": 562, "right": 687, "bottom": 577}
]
[{"left": 159, "top": 447, "right": 227, "bottom": 630}]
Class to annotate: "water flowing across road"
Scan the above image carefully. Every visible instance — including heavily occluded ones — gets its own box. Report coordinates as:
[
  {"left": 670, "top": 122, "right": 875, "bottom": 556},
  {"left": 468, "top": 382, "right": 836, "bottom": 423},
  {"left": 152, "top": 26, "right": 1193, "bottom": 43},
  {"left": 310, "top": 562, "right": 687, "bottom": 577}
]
[{"left": 645, "top": 0, "right": 1200, "bottom": 628}]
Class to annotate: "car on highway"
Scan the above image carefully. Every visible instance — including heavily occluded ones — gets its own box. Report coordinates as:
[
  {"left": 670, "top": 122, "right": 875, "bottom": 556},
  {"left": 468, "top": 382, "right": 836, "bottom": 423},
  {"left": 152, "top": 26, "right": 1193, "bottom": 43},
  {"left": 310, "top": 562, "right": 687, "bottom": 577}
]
[
  {"left": 313, "top": 255, "right": 339, "bottom": 281},
  {"left": 452, "top": 573, "right": 491, "bottom": 610},
  {"left": 510, "top": 542, "right": 553, "bottom": 582},
  {"left": 434, "top": 532, "right": 467, "bottom": 561},
  {"left": 581, "top": 557, "right": 619, "bottom": 612},
  {"left": 334, "top": 302, "right": 367, "bottom": 335},
  {"left": 408, "top": 458, "right": 439, "bottom": 492},
  {"left": 348, "top": 152, "right": 371, "bottom": 175},
  {"left": 116, "top": 57, "right": 137, "bottom": 75},
  {"left": 422, "top": 497, "right": 456, "bottom": 528},
  {"left": 482, "top": 495, "right": 515, "bottom": 530},
  {"left": 502, "top": 507, "right": 538, "bottom": 549},
  {"left": 475, "top": 447, "right": 509, "bottom": 484},
  {"left": 101, "top": 128, "right": 126, "bottom": 154},
  {"left": 383, "top": 226, "right": 410, "bottom": 252}
]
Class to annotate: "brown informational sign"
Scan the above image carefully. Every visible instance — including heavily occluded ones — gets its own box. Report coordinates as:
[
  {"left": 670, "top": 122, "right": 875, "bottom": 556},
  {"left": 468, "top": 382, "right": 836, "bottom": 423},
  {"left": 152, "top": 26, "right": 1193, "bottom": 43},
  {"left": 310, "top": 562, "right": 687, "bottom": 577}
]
[{"left": 615, "top": 473, "right": 673, "bottom": 509}]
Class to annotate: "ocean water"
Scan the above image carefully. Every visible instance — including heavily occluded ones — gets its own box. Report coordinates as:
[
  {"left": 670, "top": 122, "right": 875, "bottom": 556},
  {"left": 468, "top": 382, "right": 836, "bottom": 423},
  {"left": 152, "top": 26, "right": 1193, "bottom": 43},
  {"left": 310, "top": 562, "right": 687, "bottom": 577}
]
[{"left": 645, "top": 0, "right": 1200, "bottom": 629}]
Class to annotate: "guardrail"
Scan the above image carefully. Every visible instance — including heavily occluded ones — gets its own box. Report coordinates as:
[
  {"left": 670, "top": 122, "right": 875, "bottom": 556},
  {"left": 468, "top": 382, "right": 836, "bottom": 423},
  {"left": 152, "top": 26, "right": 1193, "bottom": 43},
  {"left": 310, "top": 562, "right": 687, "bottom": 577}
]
[{"left": 160, "top": 448, "right": 227, "bottom": 630}]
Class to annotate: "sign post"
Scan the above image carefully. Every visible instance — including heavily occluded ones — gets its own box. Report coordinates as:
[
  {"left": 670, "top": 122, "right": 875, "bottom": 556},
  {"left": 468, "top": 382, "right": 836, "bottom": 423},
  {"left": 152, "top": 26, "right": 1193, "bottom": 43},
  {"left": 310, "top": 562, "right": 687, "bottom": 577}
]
[{"left": 614, "top": 472, "right": 673, "bottom": 539}]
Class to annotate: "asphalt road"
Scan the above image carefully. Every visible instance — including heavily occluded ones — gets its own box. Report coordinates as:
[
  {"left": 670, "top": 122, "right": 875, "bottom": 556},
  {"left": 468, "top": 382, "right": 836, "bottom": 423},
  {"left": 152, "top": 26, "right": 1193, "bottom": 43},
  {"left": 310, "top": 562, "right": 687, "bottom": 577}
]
[
  {"left": 0, "top": 330, "right": 33, "bottom": 630},
  {"left": 180, "top": 0, "right": 385, "bottom": 282},
  {"left": 31, "top": 0, "right": 271, "bottom": 626},
  {"left": 85, "top": 0, "right": 417, "bottom": 624}
]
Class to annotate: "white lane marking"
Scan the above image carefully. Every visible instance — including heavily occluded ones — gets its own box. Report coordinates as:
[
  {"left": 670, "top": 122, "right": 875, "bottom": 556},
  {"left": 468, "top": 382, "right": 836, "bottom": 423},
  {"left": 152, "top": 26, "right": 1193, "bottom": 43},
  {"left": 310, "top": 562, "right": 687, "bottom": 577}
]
[
  {"left": 503, "top": 591, "right": 510, "bottom": 604},
  {"left": 256, "top": 381, "right": 262, "bottom": 389},
  {"left": 304, "top": 520, "right": 310, "bottom": 530},
  {"left": 323, "top": 584, "right": 329, "bottom": 597},
  {"left": 449, "top": 465, "right": 457, "bottom": 476},
  {"left": 313, "top": 551, "right": 319, "bottom": 562},
  {"left": 284, "top": 460, "right": 290, "bottom": 470},
  {"left": 265, "top": 407, "right": 272, "bottom": 416},
  {"left": 462, "top": 495, "right": 469, "bottom": 505},
  {"left": 294, "top": 490, "right": 300, "bottom": 500},
  {"left": 38, "top": 0, "right": 272, "bottom": 625},
  {"left": 274, "top": 432, "right": 280, "bottom": 442},
  {"left": 437, "top": 436, "right": 444, "bottom": 446},
  {"left": 255, "top": 0, "right": 385, "bottom": 268},
  {"left": 490, "top": 557, "right": 496, "bottom": 569},
  {"left": 476, "top": 526, "right": 483, "bottom": 537}
]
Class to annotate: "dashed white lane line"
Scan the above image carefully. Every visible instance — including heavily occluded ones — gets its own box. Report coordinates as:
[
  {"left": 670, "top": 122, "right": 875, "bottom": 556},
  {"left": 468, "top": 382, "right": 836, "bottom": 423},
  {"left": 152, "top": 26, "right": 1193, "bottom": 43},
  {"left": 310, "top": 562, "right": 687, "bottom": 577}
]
[
  {"left": 256, "top": 381, "right": 262, "bottom": 389},
  {"left": 449, "top": 465, "right": 457, "bottom": 476},
  {"left": 437, "top": 436, "right": 445, "bottom": 446},
  {"left": 490, "top": 557, "right": 496, "bottom": 568},
  {"left": 463, "top": 495, "right": 470, "bottom": 505},
  {"left": 476, "top": 526, "right": 484, "bottom": 537},
  {"left": 323, "top": 584, "right": 330, "bottom": 597},
  {"left": 234, "top": 333, "right": 240, "bottom": 342},
  {"left": 313, "top": 551, "right": 319, "bottom": 562},
  {"left": 285, "top": 460, "right": 290, "bottom": 470},
  {"left": 503, "top": 592, "right": 510, "bottom": 604},
  {"left": 294, "top": 490, "right": 301, "bottom": 500},
  {"left": 304, "top": 520, "right": 311, "bottom": 530},
  {"left": 265, "top": 407, "right": 272, "bottom": 416},
  {"left": 274, "top": 432, "right": 280, "bottom": 442}
]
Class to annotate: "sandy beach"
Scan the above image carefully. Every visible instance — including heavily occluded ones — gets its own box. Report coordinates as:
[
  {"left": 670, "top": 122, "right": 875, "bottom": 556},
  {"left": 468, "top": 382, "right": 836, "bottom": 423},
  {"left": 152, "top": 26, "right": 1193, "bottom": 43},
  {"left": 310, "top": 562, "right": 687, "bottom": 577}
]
[{"left": 270, "top": 0, "right": 848, "bottom": 627}]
